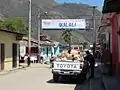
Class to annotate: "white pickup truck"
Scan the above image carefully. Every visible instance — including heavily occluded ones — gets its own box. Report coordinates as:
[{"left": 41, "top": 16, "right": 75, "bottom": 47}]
[{"left": 52, "top": 59, "right": 87, "bottom": 82}]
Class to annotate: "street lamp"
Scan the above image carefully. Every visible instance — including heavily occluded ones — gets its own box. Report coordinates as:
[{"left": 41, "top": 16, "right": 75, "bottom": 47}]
[{"left": 27, "top": 0, "right": 32, "bottom": 66}]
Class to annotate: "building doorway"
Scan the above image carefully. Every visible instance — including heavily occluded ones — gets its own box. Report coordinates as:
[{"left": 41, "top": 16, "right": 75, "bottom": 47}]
[
  {"left": 12, "top": 43, "right": 17, "bottom": 68},
  {"left": 0, "top": 43, "right": 5, "bottom": 71}
]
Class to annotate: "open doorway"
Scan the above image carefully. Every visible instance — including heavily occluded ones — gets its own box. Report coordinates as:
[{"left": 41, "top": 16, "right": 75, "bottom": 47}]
[
  {"left": 0, "top": 43, "right": 5, "bottom": 71},
  {"left": 12, "top": 43, "right": 17, "bottom": 68}
]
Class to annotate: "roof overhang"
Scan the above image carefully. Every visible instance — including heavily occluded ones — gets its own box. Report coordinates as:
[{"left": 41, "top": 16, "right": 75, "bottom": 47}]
[
  {"left": 102, "top": 0, "right": 120, "bottom": 13},
  {"left": 0, "top": 29, "right": 27, "bottom": 35}
]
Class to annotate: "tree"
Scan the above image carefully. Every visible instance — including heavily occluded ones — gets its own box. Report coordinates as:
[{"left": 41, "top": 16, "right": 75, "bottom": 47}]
[
  {"left": 0, "top": 17, "right": 28, "bottom": 34},
  {"left": 62, "top": 30, "right": 72, "bottom": 48},
  {"left": 83, "top": 42, "right": 88, "bottom": 49},
  {"left": 0, "top": 19, "right": 5, "bottom": 28},
  {"left": 80, "top": 42, "right": 88, "bottom": 49}
]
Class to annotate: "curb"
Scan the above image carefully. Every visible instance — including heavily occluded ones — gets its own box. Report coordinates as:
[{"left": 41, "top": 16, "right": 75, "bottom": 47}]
[
  {"left": 102, "top": 76, "right": 108, "bottom": 90},
  {"left": 0, "top": 66, "right": 28, "bottom": 76},
  {"left": 89, "top": 79, "right": 92, "bottom": 90},
  {"left": 102, "top": 76, "right": 120, "bottom": 90}
]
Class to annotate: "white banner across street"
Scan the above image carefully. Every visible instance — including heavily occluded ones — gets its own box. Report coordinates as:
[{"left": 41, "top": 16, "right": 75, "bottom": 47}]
[{"left": 42, "top": 19, "right": 86, "bottom": 29}]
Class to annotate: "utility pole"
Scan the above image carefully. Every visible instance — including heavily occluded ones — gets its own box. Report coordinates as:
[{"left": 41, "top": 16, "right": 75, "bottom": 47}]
[
  {"left": 37, "top": 7, "right": 41, "bottom": 63},
  {"left": 37, "top": 10, "right": 48, "bottom": 63},
  {"left": 93, "top": 6, "right": 97, "bottom": 43},
  {"left": 27, "top": 0, "right": 32, "bottom": 66},
  {"left": 92, "top": 6, "right": 97, "bottom": 56}
]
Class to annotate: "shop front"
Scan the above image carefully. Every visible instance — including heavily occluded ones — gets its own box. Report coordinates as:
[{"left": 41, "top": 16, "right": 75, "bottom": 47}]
[{"left": 102, "top": 0, "right": 120, "bottom": 76}]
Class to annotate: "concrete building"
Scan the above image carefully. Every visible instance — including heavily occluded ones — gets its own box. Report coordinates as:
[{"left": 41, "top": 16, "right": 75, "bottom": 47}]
[
  {"left": 40, "top": 40, "right": 60, "bottom": 58},
  {"left": 19, "top": 36, "right": 60, "bottom": 61},
  {"left": 0, "top": 29, "right": 25, "bottom": 71},
  {"left": 101, "top": 0, "right": 120, "bottom": 76}
]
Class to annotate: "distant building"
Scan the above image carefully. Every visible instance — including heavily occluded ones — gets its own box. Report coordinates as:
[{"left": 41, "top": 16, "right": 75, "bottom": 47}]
[
  {"left": 40, "top": 39, "right": 60, "bottom": 58},
  {"left": 19, "top": 35, "right": 61, "bottom": 60}
]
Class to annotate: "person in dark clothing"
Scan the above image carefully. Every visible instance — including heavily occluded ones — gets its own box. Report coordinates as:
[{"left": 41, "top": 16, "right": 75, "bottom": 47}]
[
  {"left": 40, "top": 56, "right": 43, "bottom": 64},
  {"left": 50, "top": 57, "right": 55, "bottom": 68},
  {"left": 85, "top": 50, "right": 95, "bottom": 78}
]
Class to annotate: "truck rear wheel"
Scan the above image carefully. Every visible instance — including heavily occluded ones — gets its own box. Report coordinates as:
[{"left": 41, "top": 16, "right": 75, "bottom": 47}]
[
  {"left": 53, "top": 74, "right": 59, "bottom": 82},
  {"left": 77, "top": 73, "right": 86, "bottom": 83}
]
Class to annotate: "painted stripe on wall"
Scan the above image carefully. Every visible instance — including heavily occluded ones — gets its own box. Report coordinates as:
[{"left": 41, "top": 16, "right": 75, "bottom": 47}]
[
  {"left": 118, "top": 14, "right": 120, "bottom": 62},
  {"left": 112, "top": 14, "right": 119, "bottom": 64}
]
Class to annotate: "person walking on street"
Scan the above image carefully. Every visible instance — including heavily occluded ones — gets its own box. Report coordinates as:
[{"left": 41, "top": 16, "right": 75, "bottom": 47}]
[{"left": 85, "top": 50, "right": 95, "bottom": 78}]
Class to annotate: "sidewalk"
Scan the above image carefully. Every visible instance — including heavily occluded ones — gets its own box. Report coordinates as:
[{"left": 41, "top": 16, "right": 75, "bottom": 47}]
[
  {"left": 0, "top": 64, "right": 28, "bottom": 76},
  {"left": 101, "top": 63, "right": 120, "bottom": 90},
  {"left": 102, "top": 76, "right": 120, "bottom": 90},
  {"left": 0, "top": 63, "right": 50, "bottom": 76}
]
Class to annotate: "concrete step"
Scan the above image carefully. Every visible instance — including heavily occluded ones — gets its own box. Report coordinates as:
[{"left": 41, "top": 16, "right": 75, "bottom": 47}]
[{"left": 102, "top": 76, "right": 120, "bottom": 90}]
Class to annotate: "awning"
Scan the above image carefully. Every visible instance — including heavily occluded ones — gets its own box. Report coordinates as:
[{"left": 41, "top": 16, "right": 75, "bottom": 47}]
[{"left": 102, "top": 0, "right": 120, "bottom": 13}]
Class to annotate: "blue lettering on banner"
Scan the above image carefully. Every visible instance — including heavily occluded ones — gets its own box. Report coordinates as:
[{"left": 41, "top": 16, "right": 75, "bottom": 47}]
[{"left": 59, "top": 22, "right": 76, "bottom": 28}]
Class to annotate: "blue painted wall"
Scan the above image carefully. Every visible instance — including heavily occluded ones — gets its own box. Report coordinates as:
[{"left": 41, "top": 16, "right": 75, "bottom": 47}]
[
  {"left": 41, "top": 46, "right": 52, "bottom": 59},
  {"left": 54, "top": 46, "right": 60, "bottom": 57},
  {"left": 41, "top": 45, "right": 61, "bottom": 58}
]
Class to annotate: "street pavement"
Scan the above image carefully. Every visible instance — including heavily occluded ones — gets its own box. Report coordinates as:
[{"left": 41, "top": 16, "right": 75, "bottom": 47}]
[
  {"left": 0, "top": 64, "right": 75, "bottom": 90},
  {"left": 0, "top": 63, "right": 105, "bottom": 90}
]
